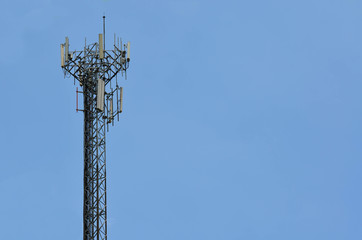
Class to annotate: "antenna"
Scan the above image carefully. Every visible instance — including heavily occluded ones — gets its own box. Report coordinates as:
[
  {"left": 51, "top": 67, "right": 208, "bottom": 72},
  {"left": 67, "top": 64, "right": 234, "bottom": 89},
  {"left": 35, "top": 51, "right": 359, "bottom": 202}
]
[
  {"left": 60, "top": 44, "right": 64, "bottom": 67},
  {"left": 99, "top": 34, "right": 104, "bottom": 59},
  {"left": 127, "top": 41, "right": 130, "bottom": 61},
  {"left": 65, "top": 37, "right": 69, "bottom": 61},
  {"left": 96, "top": 78, "right": 105, "bottom": 111}
]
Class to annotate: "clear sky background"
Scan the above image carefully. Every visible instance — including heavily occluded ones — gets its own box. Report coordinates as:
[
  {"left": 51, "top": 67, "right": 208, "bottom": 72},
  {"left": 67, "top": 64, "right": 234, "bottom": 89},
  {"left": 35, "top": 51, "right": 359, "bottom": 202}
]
[{"left": 1, "top": 0, "right": 362, "bottom": 239}]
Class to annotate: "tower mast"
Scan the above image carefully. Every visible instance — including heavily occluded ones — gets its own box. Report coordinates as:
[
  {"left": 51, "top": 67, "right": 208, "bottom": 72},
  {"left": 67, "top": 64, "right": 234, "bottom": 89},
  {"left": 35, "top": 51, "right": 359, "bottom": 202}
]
[{"left": 61, "top": 17, "right": 131, "bottom": 240}]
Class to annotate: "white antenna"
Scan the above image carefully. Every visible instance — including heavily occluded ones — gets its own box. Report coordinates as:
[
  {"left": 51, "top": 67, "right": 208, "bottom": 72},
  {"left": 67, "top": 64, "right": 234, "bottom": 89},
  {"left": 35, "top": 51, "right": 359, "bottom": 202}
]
[
  {"left": 65, "top": 37, "right": 69, "bottom": 62},
  {"left": 127, "top": 41, "right": 130, "bottom": 61},
  {"left": 60, "top": 44, "right": 65, "bottom": 67},
  {"left": 96, "top": 78, "right": 105, "bottom": 111},
  {"left": 99, "top": 34, "right": 104, "bottom": 59}
]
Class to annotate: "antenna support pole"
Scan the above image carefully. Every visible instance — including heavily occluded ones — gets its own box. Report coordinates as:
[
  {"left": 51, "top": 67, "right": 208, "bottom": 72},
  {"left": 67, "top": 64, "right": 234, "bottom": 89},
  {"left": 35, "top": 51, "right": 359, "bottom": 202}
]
[{"left": 103, "top": 16, "right": 106, "bottom": 50}]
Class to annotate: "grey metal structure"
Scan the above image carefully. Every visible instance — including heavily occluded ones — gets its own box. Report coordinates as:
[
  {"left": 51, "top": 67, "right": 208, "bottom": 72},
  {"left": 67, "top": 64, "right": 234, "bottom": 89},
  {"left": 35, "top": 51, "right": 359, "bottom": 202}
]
[{"left": 61, "top": 19, "right": 130, "bottom": 240}]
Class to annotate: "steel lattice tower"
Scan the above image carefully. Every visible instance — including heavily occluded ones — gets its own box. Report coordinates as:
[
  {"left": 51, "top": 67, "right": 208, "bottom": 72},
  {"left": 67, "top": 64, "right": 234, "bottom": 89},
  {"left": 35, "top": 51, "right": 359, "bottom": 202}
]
[{"left": 60, "top": 17, "right": 130, "bottom": 240}]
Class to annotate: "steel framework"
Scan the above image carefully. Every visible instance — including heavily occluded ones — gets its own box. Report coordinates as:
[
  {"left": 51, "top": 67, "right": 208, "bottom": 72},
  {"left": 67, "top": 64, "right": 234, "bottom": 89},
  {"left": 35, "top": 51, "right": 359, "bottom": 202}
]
[{"left": 61, "top": 23, "right": 130, "bottom": 240}]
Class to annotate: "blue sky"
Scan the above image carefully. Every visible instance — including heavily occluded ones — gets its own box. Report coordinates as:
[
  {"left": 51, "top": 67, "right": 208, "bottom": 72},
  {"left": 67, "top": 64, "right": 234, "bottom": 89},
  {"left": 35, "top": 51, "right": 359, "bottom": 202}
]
[{"left": 1, "top": 0, "right": 362, "bottom": 239}]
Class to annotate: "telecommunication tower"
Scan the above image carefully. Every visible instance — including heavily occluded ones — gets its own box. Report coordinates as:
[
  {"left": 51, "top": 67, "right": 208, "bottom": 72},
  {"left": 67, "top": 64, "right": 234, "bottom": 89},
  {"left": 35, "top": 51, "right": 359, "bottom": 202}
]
[{"left": 60, "top": 16, "right": 130, "bottom": 240}]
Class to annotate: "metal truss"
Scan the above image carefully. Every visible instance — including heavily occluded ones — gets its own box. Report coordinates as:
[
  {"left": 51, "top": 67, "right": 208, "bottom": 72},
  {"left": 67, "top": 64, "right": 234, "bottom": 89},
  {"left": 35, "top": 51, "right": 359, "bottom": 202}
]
[{"left": 61, "top": 34, "right": 130, "bottom": 240}]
